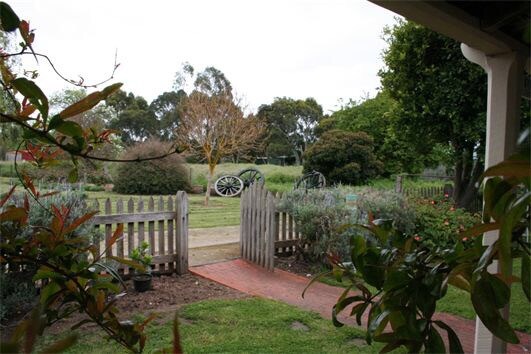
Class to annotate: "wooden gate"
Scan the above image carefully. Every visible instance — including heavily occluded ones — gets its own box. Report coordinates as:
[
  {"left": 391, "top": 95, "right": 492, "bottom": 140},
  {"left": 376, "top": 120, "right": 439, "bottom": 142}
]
[
  {"left": 240, "top": 183, "right": 306, "bottom": 271},
  {"left": 91, "top": 191, "right": 188, "bottom": 275}
]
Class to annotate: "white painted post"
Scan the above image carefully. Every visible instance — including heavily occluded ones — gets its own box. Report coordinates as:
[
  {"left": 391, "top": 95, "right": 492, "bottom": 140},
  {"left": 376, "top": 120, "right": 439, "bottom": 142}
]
[{"left": 461, "top": 44, "right": 526, "bottom": 354}]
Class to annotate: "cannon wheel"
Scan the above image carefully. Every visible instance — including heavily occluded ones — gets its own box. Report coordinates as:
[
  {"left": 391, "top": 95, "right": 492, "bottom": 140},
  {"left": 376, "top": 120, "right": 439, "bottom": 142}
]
[
  {"left": 238, "top": 168, "right": 264, "bottom": 189},
  {"left": 214, "top": 175, "right": 244, "bottom": 197},
  {"left": 295, "top": 171, "right": 326, "bottom": 190}
]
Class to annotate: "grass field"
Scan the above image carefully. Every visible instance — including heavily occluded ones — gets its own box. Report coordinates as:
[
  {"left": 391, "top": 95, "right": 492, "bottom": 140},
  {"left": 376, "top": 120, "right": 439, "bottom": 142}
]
[{"left": 39, "top": 298, "right": 391, "bottom": 354}]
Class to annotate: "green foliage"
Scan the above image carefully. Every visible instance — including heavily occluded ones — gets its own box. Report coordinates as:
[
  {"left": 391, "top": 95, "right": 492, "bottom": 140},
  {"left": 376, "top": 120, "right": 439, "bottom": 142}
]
[
  {"left": 316, "top": 145, "right": 530, "bottom": 353},
  {"left": 0, "top": 271, "right": 36, "bottom": 323},
  {"left": 1, "top": 184, "right": 153, "bottom": 353},
  {"left": 329, "top": 92, "right": 450, "bottom": 175},
  {"left": 379, "top": 19, "right": 488, "bottom": 207},
  {"left": 149, "top": 90, "right": 186, "bottom": 141},
  {"left": 257, "top": 97, "right": 324, "bottom": 163},
  {"left": 113, "top": 140, "right": 191, "bottom": 195},
  {"left": 130, "top": 241, "right": 152, "bottom": 274},
  {"left": 303, "top": 130, "right": 383, "bottom": 185},
  {"left": 411, "top": 195, "right": 480, "bottom": 249}
]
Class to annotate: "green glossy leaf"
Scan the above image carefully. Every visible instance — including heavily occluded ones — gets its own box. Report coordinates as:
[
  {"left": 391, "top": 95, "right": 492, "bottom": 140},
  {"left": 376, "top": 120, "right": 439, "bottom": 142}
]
[
  {"left": 368, "top": 309, "right": 390, "bottom": 339},
  {"left": 11, "top": 78, "right": 48, "bottom": 119},
  {"left": 425, "top": 326, "right": 445, "bottom": 354},
  {"left": 522, "top": 252, "right": 530, "bottom": 301},
  {"left": 54, "top": 120, "right": 83, "bottom": 137},
  {"left": 302, "top": 271, "right": 331, "bottom": 299},
  {"left": 350, "top": 302, "right": 368, "bottom": 325},
  {"left": 108, "top": 256, "right": 145, "bottom": 272},
  {"left": 0, "top": 2, "right": 20, "bottom": 32},
  {"left": 482, "top": 159, "right": 531, "bottom": 179},
  {"left": 350, "top": 235, "right": 366, "bottom": 258},
  {"left": 434, "top": 320, "right": 464, "bottom": 353},
  {"left": 40, "top": 282, "right": 61, "bottom": 305},
  {"left": 383, "top": 270, "right": 410, "bottom": 292},
  {"left": 471, "top": 275, "right": 518, "bottom": 343},
  {"left": 499, "top": 193, "right": 530, "bottom": 280},
  {"left": 48, "top": 115, "right": 62, "bottom": 130},
  {"left": 362, "top": 249, "right": 385, "bottom": 289}
]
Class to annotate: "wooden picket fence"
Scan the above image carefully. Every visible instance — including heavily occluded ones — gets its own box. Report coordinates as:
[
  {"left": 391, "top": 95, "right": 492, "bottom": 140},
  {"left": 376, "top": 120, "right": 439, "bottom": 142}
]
[
  {"left": 91, "top": 191, "right": 189, "bottom": 275},
  {"left": 240, "top": 183, "right": 305, "bottom": 271}
]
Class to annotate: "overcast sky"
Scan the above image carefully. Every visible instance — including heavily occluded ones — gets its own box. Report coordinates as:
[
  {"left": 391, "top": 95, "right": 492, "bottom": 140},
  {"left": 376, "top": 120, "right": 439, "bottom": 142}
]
[{"left": 13, "top": 0, "right": 398, "bottom": 114}]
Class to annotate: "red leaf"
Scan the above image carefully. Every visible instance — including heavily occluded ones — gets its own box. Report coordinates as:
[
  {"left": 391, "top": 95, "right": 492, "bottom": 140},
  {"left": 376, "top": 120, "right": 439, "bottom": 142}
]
[
  {"left": 0, "top": 185, "right": 16, "bottom": 207},
  {"left": 64, "top": 211, "right": 98, "bottom": 234},
  {"left": 108, "top": 224, "right": 124, "bottom": 246}
]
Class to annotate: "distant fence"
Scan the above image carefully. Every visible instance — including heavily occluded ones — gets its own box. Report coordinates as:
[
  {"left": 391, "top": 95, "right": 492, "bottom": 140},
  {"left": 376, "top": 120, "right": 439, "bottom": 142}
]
[
  {"left": 240, "top": 183, "right": 306, "bottom": 271},
  {"left": 395, "top": 175, "right": 482, "bottom": 212},
  {"left": 91, "top": 191, "right": 189, "bottom": 275}
]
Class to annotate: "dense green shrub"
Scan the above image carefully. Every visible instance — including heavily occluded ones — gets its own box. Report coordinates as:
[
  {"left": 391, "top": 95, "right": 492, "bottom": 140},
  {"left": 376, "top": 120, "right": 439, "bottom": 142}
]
[
  {"left": 278, "top": 188, "right": 359, "bottom": 262},
  {"left": 0, "top": 271, "right": 36, "bottom": 323},
  {"left": 303, "top": 130, "right": 383, "bottom": 185},
  {"left": 113, "top": 140, "right": 191, "bottom": 195},
  {"left": 410, "top": 195, "right": 480, "bottom": 249}
]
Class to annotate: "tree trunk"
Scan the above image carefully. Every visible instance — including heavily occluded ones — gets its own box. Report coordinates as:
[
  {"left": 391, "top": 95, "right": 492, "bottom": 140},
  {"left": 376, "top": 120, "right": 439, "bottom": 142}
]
[
  {"left": 205, "top": 167, "right": 214, "bottom": 207},
  {"left": 452, "top": 145, "right": 483, "bottom": 210}
]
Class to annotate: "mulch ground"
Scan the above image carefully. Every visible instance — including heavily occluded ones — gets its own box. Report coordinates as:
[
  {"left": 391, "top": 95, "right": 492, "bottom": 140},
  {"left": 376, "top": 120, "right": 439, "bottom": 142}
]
[{"left": 2, "top": 273, "right": 246, "bottom": 338}]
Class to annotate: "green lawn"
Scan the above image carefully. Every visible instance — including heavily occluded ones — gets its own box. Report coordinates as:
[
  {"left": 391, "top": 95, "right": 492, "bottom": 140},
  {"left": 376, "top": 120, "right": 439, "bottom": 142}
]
[{"left": 40, "top": 298, "right": 391, "bottom": 354}]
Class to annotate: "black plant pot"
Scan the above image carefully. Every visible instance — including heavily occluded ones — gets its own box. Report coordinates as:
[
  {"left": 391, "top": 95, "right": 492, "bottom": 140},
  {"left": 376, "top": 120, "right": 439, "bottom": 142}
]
[{"left": 132, "top": 273, "right": 152, "bottom": 292}]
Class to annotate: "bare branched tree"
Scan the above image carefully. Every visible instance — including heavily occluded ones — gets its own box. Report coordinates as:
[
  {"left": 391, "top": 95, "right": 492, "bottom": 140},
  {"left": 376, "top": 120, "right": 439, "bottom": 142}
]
[{"left": 176, "top": 91, "right": 264, "bottom": 205}]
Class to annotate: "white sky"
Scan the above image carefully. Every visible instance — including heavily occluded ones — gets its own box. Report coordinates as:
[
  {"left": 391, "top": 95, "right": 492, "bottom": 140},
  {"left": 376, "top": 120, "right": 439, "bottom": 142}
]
[{"left": 12, "top": 0, "right": 398, "bottom": 114}]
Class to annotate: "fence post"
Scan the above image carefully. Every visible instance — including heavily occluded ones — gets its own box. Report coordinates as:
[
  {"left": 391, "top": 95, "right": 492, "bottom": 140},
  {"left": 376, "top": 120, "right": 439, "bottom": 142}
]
[
  {"left": 175, "top": 191, "right": 189, "bottom": 274},
  {"left": 395, "top": 174, "right": 403, "bottom": 193}
]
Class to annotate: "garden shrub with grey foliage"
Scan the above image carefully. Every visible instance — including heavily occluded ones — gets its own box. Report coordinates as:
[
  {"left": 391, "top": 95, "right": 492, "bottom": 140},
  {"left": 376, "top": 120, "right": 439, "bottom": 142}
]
[
  {"left": 278, "top": 187, "right": 478, "bottom": 263},
  {"left": 1, "top": 188, "right": 101, "bottom": 322}
]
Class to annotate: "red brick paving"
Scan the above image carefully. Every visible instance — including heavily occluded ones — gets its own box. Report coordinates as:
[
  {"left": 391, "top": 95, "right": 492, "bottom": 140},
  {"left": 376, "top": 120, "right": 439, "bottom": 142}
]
[{"left": 190, "top": 258, "right": 530, "bottom": 354}]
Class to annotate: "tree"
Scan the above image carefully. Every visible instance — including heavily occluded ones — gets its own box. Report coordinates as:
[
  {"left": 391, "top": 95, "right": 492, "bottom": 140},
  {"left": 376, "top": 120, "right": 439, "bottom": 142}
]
[
  {"left": 107, "top": 90, "right": 160, "bottom": 144},
  {"left": 149, "top": 90, "right": 186, "bottom": 141},
  {"left": 328, "top": 92, "right": 451, "bottom": 175},
  {"left": 257, "top": 97, "right": 323, "bottom": 164},
  {"left": 303, "top": 130, "right": 383, "bottom": 185},
  {"left": 176, "top": 90, "right": 264, "bottom": 205},
  {"left": 379, "top": 19, "right": 488, "bottom": 208}
]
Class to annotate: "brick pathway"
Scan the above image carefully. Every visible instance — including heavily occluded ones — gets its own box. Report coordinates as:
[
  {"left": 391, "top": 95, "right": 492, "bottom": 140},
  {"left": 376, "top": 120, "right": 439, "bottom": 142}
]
[{"left": 190, "top": 259, "right": 530, "bottom": 354}]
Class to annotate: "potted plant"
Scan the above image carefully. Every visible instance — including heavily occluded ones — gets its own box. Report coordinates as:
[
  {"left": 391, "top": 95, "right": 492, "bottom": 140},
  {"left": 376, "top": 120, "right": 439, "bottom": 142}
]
[{"left": 130, "top": 241, "right": 153, "bottom": 292}]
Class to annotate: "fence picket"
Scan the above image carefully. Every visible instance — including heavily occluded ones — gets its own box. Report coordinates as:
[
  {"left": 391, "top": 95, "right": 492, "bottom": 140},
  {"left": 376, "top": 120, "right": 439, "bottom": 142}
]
[
  {"left": 116, "top": 199, "right": 124, "bottom": 259},
  {"left": 167, "top": 196, "right": 175, "bottom": 272},
  {"left": 148, "top": 197, "right": 155, "bottom": 261},
  {"left": 104, "top": 199, "right": 112, "bottom": 257},
  {"left": 138, "top": 198, "right": 145, "bottom": 244},
  {"left": 127, "top": 198, "right": 134, "bottom": 255},
  {"left": 158, "top": 196, "right": 165, "bottom": 272},
  {"left": 93, "top": 200, "right": 101, "bottom": 256}
]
